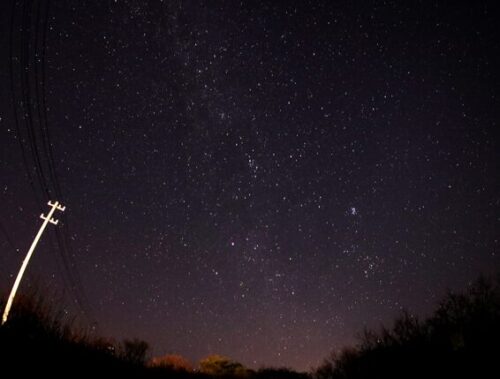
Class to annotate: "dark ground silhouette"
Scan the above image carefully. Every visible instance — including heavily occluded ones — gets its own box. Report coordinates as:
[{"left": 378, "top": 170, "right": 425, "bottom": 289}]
[
  {"left": 314, "top": 274, "right": 500, "bottom": 379},
  {"left": 1, "top": 274, "right": 499, "bottom": 378}
]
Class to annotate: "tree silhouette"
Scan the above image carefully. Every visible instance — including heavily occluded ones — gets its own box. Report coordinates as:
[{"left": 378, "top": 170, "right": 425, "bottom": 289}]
[
  {"left": 199, "top": 354, "right": 248, "bottom": 376},
  {"left": 149, "top": 353, "right": 193, "bottom": 371},
  {"left": 314, "top": 274, "right": 500, "bottom": 379},
  {"left": 121, "top": 338, "right": 149, "bottom": 365}
]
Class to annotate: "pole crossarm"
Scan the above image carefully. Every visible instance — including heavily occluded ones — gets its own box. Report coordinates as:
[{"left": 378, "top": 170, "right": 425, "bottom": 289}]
[{"left": 41, "top": 213, "right": 59, "bottom": 225}]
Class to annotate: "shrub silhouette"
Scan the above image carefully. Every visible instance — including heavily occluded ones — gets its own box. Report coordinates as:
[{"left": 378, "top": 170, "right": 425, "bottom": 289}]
[
  {"left": 149, "top": 353, "right": 193, "bottom": 371},
  {"left": 3, "top": 274, "right": 497, "bottom": 378},
  {"left": 255, "top": 367, "right": 310, "bottom": 379},
  {"left": 121, "top": 338, "right": 149, "bottom": 365},
  {"left": 0, "top": 289, "right": 147, "bottom": 377},
  {"left": 0, "top": 290, "right": 309, "bottom": 378},
  {"left": 199, "top": 354, "right": 249, "bottom": 376},
  {"left": 314, "top": 274, "right": 500, "bottom": 379}
]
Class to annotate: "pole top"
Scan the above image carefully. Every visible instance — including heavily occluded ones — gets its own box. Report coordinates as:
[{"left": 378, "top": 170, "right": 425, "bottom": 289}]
[{"left": 48, "top": 200, "right": 66, "bottom": 212}]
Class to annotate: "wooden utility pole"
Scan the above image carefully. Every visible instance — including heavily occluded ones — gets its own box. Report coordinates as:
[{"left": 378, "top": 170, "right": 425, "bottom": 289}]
[{"left": 2, "top": 201, "right": 65, "bottom": 325}]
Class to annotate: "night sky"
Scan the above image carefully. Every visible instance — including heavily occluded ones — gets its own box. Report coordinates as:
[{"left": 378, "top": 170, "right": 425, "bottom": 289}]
[{"left": 0, "top": 0, "right": 499, "bottom": 371}]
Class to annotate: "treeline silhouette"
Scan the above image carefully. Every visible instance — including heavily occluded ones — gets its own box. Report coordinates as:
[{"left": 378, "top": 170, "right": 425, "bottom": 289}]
[
  {"left": 314, "top": 274, "right": 500, "bottom": 379},
  {"left": 1, "top": 274, "right": 499, "bottom": 378},
  {"left": 0, "top": 287, "right": 308, "bottom": 378}
]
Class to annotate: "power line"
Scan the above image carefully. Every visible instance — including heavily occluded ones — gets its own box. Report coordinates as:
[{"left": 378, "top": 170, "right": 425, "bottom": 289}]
[
  {"left": 35, "top": 0, "right": 61, "bottom": 198},
  {"left": 8, "top": 0, "right": 96, "bottom": 327},
  {"left": 19, "top": 0, "right": 52, "bottom": 199},
  {"left": 0, "top": 219, "right": 19, "bottom": 255},
  {"left": 8, "top": 0, "right": 44, "bottom": 208},
  {"left": 34, "top": 0, "right": 58, "bottom": 196},
  {"left": 34, "top": 0, "right": 96, "bottom": 325}
]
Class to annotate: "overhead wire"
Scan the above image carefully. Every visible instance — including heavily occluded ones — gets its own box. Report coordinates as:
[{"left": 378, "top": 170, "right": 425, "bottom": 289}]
[
  {"left": 33, "top": 0, "right": 96, "bottom": 326},
  {"left": 34, "top": 0, "right": 96, "bottom": 325},
  {"left": 8, "top": 0, "right": 44, "bottom": 208},
  {"left": 0, "top": 219, "right": 20, "bottom": 271},
  {"left": 35, "top": 0, "right": 61, "bottom": 198},
  {"left": 19, "top": 0, "right": 52, "bottom": 199},
  {"left": 0, "top": 220, "right": 19, "bottom": 255},
  {"left": 8, "top": 0, "right": 96, "bottom": 328}
]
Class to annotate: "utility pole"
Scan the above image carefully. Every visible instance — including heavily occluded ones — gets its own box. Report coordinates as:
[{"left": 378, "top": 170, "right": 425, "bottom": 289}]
[{"left": 2, "top": 200, "right": 65, "bottom": 325}]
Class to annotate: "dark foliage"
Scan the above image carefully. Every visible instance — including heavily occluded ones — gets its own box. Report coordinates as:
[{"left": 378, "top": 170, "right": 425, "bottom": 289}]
[
  {"left": 2, "top": 274, "right": 497, "bottom": 378},
  {"left": 122, "top": 338, "right": 150, "bottom": 365},
  {"left": 314, "top": 274, "right": 500, "bottom": 379},
  {"left": 256, "top": 367, "right": 311, "bottom": 379},
  {"left": 0, "top": 289, "right": 310, "bottom": 379},
  {"left": 0, "top": 290, "right": 146, "bottom": 377}
]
